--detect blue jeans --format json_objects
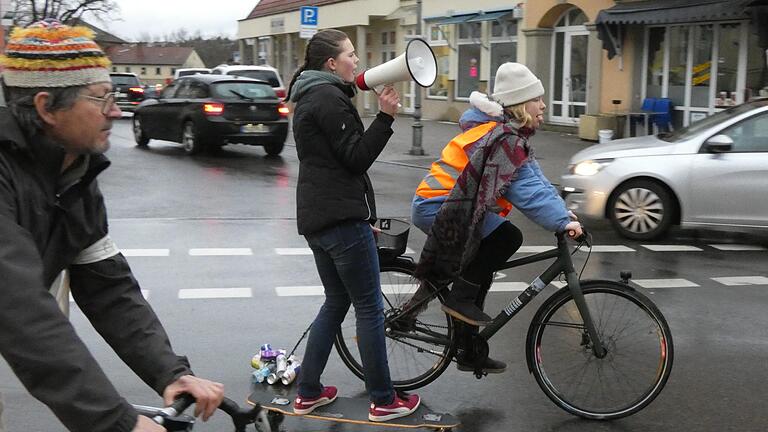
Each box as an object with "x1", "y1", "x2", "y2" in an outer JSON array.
[{"x1": 299, "y1": 220, "x2": 394, "y2": 405}]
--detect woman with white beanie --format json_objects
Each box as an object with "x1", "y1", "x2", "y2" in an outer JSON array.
[{"x1": 407, "y1": 63, "x2": 582, "y2": 374}]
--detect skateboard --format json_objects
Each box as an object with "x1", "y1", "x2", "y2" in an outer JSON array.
[{"x1": 247, "y1": 384, "x2": 459, "y2": 431}]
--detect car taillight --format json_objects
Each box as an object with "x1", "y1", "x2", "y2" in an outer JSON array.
[
  {"x1": 204, "y1": 103, "x2": 224, "y2": 116},
  {"x1": 278, "y1": 102, "x2": 290, "y2": 117},
  {"x1": 275, "y1": 88, "x2": 286, "y2": 99},
  {"x1": 128, "y1": 87, "x2": 144, "y2": 94}
]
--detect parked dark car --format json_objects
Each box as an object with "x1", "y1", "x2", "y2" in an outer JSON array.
[
  {"x1": 132, "y1": 75, "x2": 290, "y2": 155},
  {"x1": 109, "y1": 72, "x2": 145, "y2": 112}
]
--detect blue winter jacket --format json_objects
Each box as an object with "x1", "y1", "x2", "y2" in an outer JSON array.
[{"x1": 412, "y1": 108, "x2": 570, "y2": 236}]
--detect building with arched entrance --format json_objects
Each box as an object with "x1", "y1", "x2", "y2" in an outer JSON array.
[{"x1": 237, "y1": 0, "x2": 768, "y2": 132}]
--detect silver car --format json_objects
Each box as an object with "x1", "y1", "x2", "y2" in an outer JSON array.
[{"x1": 561, "y1": 98, "x2": 768, "y2": 240}]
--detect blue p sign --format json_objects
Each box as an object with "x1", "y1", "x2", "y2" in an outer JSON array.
[{"x1": 300, "y1": 6, "x2": 318, "y2": 26}]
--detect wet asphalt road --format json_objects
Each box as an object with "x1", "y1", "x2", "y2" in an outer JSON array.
[{"x1": 2, "y1": 116, "x2": 768, "y2": 432}]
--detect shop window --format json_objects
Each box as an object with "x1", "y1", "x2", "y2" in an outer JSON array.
[
  {"x1": 666, "y1": 26, "x2": 689, "y2": 108},
  {"x1": 690, "y1": 25, "x2": 713, "y2": 107},
  {"x1": 457, "y1": 44, "x2": 481, "y2": 99},
  {"x1": 745, "y1": 26, "x2": 768, "y2": 100},
  {"x1": 458, "y1": 22, "x2": 481, "y2": 40},
  {"x1": 428, "y1": 45, "x2": 451, "y2": 98},
  {"x1": 428, "y1": 23, "x2": 451, "y2": 45},
  {"x1": 646, "y1": 27, "x2": 666, "y2": 99}
]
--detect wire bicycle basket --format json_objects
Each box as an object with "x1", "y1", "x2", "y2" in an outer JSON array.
[{"x1": 374, "y1": 218, "x2": 410, "y2": 264}]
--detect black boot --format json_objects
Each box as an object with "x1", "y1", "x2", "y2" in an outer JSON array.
[
  {"x1": 441, "y1": 277, "x2": 493, "y2": 326},
  {"x1": 454, "y1": 322, "x2": 507, "y2": 373}
]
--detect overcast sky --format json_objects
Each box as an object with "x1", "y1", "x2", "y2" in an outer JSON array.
[{"x1": 103, "y1": 0, "x2": 255, "y2": 41}]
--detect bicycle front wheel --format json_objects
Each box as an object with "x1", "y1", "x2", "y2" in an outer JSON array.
[
  {"x1": 526, "y1": 280, "x2": 673, "y2": 420},
  {"x1": 334, "y1": 258, "x2": 454, "y2": 391}
]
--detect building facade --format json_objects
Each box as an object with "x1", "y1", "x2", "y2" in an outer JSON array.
[
  {"x1": 105, "y1": 45, "x2": 206, "y2": 86},
  {"x1": 237, "y1": 0, "x2": 768, "y2": 130}
]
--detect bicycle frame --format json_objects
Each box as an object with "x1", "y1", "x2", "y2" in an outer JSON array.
[{"x1": 479, "y1": 232, "x2": 607, "y2": 357}]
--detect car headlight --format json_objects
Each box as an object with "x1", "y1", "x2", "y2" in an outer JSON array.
[{"x1": 569, "y1": 159, "x2": 614, "y2": 176}]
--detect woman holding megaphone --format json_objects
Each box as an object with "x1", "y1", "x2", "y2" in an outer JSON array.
[{"x1": 285, "y1": 29, "x2": 421, "y2": 422}]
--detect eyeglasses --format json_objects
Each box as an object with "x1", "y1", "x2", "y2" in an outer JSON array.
[{"x1": 79, "y1": 92, "x2": 118, "y2": 115}]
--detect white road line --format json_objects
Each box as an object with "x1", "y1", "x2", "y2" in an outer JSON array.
[
  {"x1": 275, "y1": 283, "x2": 421, "y2": 297},
  {"x1": 641, "y1": 245, "x2": 702, "y2": 252},
  {"x1": 275, "y1": 247, "x2": 415, "y2": 255},
  {"x1": 178, "y1": 288, "x2": 252, "y2": 299},
  {"x1": 489, "y1": 282, "x2": 527, "y2": 292},
  {"x1": 587, "y1": 245, "x2": 636, "y2": 252},
  {"x1": 516, "y1": 245, "x2": 634, "y2": 254},
  {"x1": 711, "y1": 276, "x2": 768, "y2": 286},
  {"x1": 189, "y1": 248, "x2": 253, "y2": 256},
  {"x1": 633, "y1": 278, "x2": 699, "y2": 288},
  {"x1": 122, "y1": 249, "x2": 170, "y2": 257},
  {"x1": 709, "y1": 244, "x2": 767, "y2": 251}
]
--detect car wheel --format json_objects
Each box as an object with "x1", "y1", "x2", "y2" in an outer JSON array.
[
  {"x1": 608, "y1": 179, "x2": 675, "y2": 240},
  {"x1": 133, "y1": 115, "x2": 150, "y2": 147},
  {"x1": 182, "y1": 121, "x2": 204, "y2": 155},
  {"x1": 264, "y1": 140, "x2": 285, "y2": 156}
]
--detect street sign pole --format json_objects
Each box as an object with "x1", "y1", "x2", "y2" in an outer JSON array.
[{"x1": 409, "y1": 0, "x2": 425, "y2": 156}]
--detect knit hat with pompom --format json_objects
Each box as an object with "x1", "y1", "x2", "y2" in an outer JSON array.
[{"x1": 0, "y1": 18, "x2": 111, "y2": 88}]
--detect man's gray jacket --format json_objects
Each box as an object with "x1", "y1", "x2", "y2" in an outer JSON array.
[{"x1": 0, "y1": 107, "x2": 193, "y2": 432}]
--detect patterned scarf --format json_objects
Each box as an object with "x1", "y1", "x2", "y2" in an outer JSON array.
[{"x1": 415, "y1": 120, "x2": 533, "y2": 282}]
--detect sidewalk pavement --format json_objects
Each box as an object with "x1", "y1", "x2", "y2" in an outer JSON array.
[{"x1": 367, "y1": 115, "x2": 596, "y2": 181}]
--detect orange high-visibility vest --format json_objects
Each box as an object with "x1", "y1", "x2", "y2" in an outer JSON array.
[{"x1": 416, "y1": 122, "x2": 513, "y2": 216}]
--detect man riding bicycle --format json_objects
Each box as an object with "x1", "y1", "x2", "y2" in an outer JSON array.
[{"x1": 0, "y1": 20, "x2": 223, "y2": 432}]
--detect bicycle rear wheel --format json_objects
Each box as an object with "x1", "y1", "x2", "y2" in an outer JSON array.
[
  {"x1": 526, "y1": 280, "x2": 673, "y2": 420},
  {"x1": 334, "y1": 258, "x2": 454, "y2": 391}
]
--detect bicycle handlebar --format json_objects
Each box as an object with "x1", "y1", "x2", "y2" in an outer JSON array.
[{"x1": 134, "y1": 394, "x2": 263, "y2": 432}]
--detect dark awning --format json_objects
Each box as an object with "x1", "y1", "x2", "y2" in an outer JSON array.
[
  {"x1": 596, "y1": 0, "x2": 768, "y2": 59},
  {"x1": 425, "y1": 14, "x2": 477, "y2": 25},
  {"x1": 466, "y1": 10, "x2": 514, "y2": 23}
]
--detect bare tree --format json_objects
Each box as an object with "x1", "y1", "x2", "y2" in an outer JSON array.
[{"x1": 11, "y1": 0, "x2": 119, "y2": 26}]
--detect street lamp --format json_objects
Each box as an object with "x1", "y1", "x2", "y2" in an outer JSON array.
[{"x1": 409, "y1": 0, "x2": 425, "y2": 155}]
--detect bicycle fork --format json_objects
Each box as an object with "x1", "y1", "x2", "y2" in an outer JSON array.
[{"x1": 566, "y1": 271, "x2": 608, "y2": 358}]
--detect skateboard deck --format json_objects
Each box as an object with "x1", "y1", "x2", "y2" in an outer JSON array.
[{"x1": 247, "y1": 384, "x2": 459, "y2": 430}]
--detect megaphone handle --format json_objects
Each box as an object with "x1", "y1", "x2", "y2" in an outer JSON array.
[{"x1": 372, "y1": 85, "x2": 402, "y2": 109}]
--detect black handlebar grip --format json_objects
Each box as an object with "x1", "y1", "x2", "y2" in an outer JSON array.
[{"x1": 169, "y1": 393, "x2": 195, "y2": 415}]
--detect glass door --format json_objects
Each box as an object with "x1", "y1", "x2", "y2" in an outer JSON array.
[{"x1": 550, "y1": 30, "x2": 589, "y2": 124}]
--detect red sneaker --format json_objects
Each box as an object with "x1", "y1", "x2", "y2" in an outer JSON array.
[
  {"x1": 368, "y1": 393, "x2": 421, "y2": 422},
  {"x1": 293, "y1": 386, "x2": 338, "y2": 415}
]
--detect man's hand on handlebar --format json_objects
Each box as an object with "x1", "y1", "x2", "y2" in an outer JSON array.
[
  {"x1": 132, "y1": 415, "x2": 166, "y2": 432},
  {"x1": 162, "y1": 375, "x2": 224, "y2": 422},
  {"x1": 564, "y1": 221, "x2": 583, "y2": 240}
]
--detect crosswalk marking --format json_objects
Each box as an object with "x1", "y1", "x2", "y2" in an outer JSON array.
[
  {"x1": 709, "y1": 244, "x2": 767, "y2": 251},
  {"x1": 275, "y1": 247, "x2": 415, "y2": 255},
  {"x1": 188, "y1": 248, "x2": 253, "y2": 256},
  {"x1": 489, "y1": 282, "x2": 527, "y2": 292},
  {"x1": 711, "y1": 276, "x2": 768, "y2": 286},
  {"x1": 122, "y1": 249, "x2": 170, "y2": 257},
  {"x1": 178, "y1": 287, "x2": 252, "y2": 299},
  {"x1": 517, "y1": 245, "x2": 635, "y2": 254},
  {"x1": 633, "y1": 278, "x2": 699, "y2": 288},
  {"x1": 641, "y1": 245, "x2": 702, "y2": 252}
]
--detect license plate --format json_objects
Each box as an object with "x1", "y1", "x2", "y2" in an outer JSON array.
[
  {"x1": 117, "y1": 92, "x2": 128, "y2": 98},
  {"x1": 241, "y1": 123, "x2": 268, "y2": 133}
]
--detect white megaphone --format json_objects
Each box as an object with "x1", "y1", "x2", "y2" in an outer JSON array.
[{"x1": 355, "y1": 38, "x2": 437, "y2": 92}]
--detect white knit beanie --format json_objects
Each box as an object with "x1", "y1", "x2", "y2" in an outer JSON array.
[{"x1": 491, "y1": 62, "x2": 544, "y2": 107}]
